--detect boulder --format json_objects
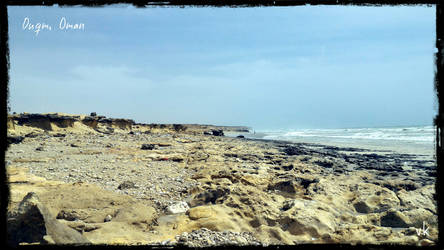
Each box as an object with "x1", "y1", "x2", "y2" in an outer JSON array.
[
  {"x1": 211, "y1": 130, "x2": 224, "y2": 136},
  {"x1": 7, "y1": 192, "x2": 90, "y2": 246},
  {"x1": 279, "y1": 199, "x2": 337, "y2": 237},
  {"x1": 396, "y1": 185, "x2": 436, "y2": 214},
  {"x1": 402, "y1": 208, "x2": 437, "y2": 228},
  {"x1": 380, "y1": 209, "x2": 412, "y2": 228},
  {"x1": 166, "y1": 202, "x2": 190, "y2": 215},
  {"x1": 353, "y1": 201, "x2": 372, "y2": 214},
  {"x1": 351, "y1": 183, "x2": 400, "y2": 213}
]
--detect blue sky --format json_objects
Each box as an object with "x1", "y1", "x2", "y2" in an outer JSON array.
[{"x1": 8, "y1": 5, "x2": 436, "y2": 129}]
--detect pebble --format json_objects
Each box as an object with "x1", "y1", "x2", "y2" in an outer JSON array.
[
  {"x1": 172, "y1": 228, "x2": 262, "y2": 247},
  {"x1": 6, "y1": 133, "x2": 198, "y2": 213},
  {"x1": 104, "y1": 214, "x2": 112, "y2": 222}
]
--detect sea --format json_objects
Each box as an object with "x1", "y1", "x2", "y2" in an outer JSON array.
[{"x1": 227, "y1": 125, "x2": 436, "y2": 157}]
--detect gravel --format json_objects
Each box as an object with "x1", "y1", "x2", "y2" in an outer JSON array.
[
  {"x1": 6, "y1": 132, "x2": 199, "y2": 211},
  {"x1": 154, "y1": 228, "x2": 264, "y2": 247}
]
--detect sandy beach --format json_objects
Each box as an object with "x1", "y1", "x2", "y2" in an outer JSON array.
[{"x1": 6, "y1": 113, "x2": 438, "y2": 246}]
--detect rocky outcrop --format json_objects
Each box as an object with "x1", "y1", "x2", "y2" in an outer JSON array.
[
  {"x1": 9, "y1": 113, "x2": 135, "y2": 132},
  {"x1": 7, "y1": 192, "x2": 90, "y2": 246},
  {"x1": 12, "y1": 113, "x2": 77, "y2": 131},
  {"x1": 135, "y1": 123, "x2": 250, "y2": 135},
  {"x1": 380, "y1": 209, "x2": 412, "y2": 228},
  {"x1": 96, "y1": 117, "x2": 134, "y2": 130},
  {"x1": 81, "y1": 116, "x2": 99, "y2": 129},
  {"x1": 7, "y1": 136, "x2": 24, "y2": 145},
  {"x1": 9, "y1": 113, "x2": 250, "y2": 136},
  {"x1": 6, "y1": 112, "x2": 437, "y2": 246}
]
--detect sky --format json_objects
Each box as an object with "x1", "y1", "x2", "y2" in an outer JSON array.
[{"x1": 7, "y1": 5, "x2": 437, "y2": 130}]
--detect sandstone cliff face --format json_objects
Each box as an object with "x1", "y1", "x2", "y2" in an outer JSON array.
[
  {"x1": 8, "y1": 113, "x2": 249, "y2": 136},
  {"x1": 12, "y1": 113, "x2": 77, "y2": 131},
  {"x1": 8, "y1": 113, "x2": 136, "y2": 134}
]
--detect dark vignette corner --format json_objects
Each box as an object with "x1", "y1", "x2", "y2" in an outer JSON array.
[{"x1": 1, "y1": 1, "x2": 442, "y2": 250}]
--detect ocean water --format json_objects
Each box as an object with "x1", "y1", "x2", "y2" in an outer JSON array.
[{"x1": 245, "y1": 125, "x2": 436, "y2": 157}]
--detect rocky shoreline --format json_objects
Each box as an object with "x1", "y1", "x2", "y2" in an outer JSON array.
[{"x1": 6, "y1": 113, "x2": 438, "y2": 246}]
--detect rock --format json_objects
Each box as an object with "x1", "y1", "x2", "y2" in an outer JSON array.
[
  {"x1": 268, "y1": 180, "x2": 298, "y2": 194},
  {"x1": 166, "y1": 201, "x2": 190, "y2": 215},
  {"x1": 95, "y1": 127, "x2": 113, "y2": 134},
  {"x1": 70, "y1": 143, "x2": 79, "y2": 148},
  {"x1": 113, "y1": 204, "x2": 156, "y2": 224},
  {"x1": 211, "y1": 130, "x2": 224, "y2": 136},
  {"x1": 36, "y1": 146, "x2": 44, "y2": 151},
  {"x1": 203, "y1": 131, "x2": 212, "y2": 135},
  {"x1": 380, "y1": 209, "x2": 411, "y2": 228},
  {"x1": 279, "y1": 199, "x2": 337, "y2": 238},
  {"x1": 56, "y1": 209, "x2": 88, "y2": 221},
  {"x1": 118, "y1": 181, "x2": 136, "y2": 190},
  {"x1": 62, "y1": 221, "x2": 101, "y2": 233},
  {"x1": 418, "y1": 239, "x2": 435, "y2": 246},
  {"x1": 237, "y1": 135, "x2": 245, "y2": 138},
  {"x1": 401, "y1": 227, "x2": 419, "y2": 236},
  {"x1": 13, "y1": 113, "x2": 77, "y2": 130},
  {"x1": 282, "y1": 200, "x2": 297, "y2": 211},
  {"x1": 7, "y1": 136, "x2": 24, "y2": 145},
  {"x1": 104, "y1": 214, "x2": 112, "y2": 222},
  {"x1": 141, "y1": 144, "x2": 156, "y2": 150},
  {"x1": 314, "y1": 159, "x2": 334, "y2": 168},
  {"x1": 7, "y1": 192, "x2": 90, "y2": 246},
  {"x1": 24, "y1": 132, "x2": 39, "y2": 138},
  {"x1": 282, "y1": 164, "x2": 294, "y2": 171},
  {"x1": 380, "y1": 180, "x2": 420, "y2": 192},
  {"x1": 283, "y1": 146, "x2": 306, "y2": 156},
  {"x1": 191, "y1": 188, "x2": 230, "y2": 206},
  {"x1": 173, "y1": 124, "x2": 187, "y2": 132},
  {"x1": 294, "y1": 176, "x2": 319, "y2": 189},
  {"x1": 402, "y1": 208, "x2": 436, "y2": 228},
  {"x1": 353, "y1": 201, "x2": 372, "y2": 214},
  {"x1": 396, "y1": 185, "x2": 436, "y2": 214},
  {"x1": 351, "y1": 183, "x2": 400, "y2": 213},
  {"x1": 187, "y1": 206, "x2": 218, "y2": 221},
  {"x1": 90, "y1": 112, "x2": 97, "y2": 117}
]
